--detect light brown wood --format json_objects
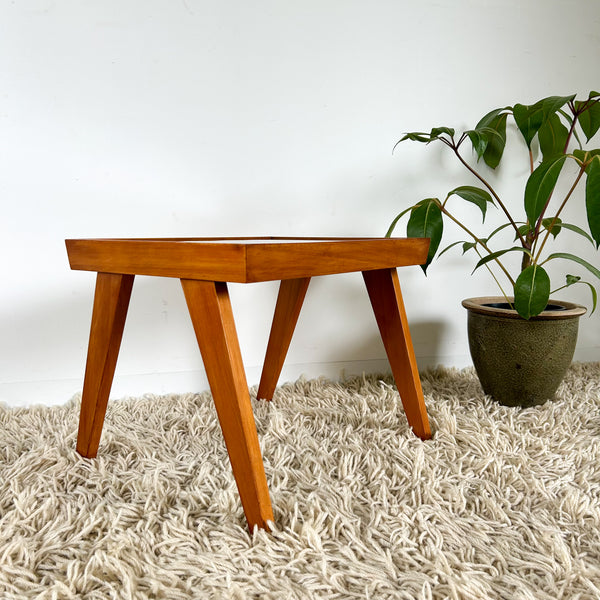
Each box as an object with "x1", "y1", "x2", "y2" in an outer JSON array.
[
  {"x1": 65, "y1": 237, "x2": 430, "y2": 283},
  {"x1": 68, "y1": 236, "x2": 432, "y2": 530},
  {"x1": 362, "y1": 268, "x2": 431, "y2": 440},
  {"x1": 257, "y1": 277, "x2": 311, "y2": 400},
  {"x1": 66, "y1": 238, "x2": 248, "y2": 282},
  {"x1": 246, "y1": 238, "x2": 430, "y2": 281},
  {"x1": 77, "y1": 272, "x2": 134, "y2": 458},
  {"x1": 180, "y1": 279, "x2": 274, "y2": 531}
]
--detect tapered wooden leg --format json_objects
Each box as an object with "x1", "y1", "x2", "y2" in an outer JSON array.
[
  {"x1": 363, "y1": 268, "x2": 431, "y2": 440},
  {"x1": 257, "y1": 277, "x2": 311, "y2": 400},
  {"x1": 181, "y1": 279, "x2": 274, "y2": 531},
  {"x1": 77, "y1": 272, "x2": 134, "y2": 458}
]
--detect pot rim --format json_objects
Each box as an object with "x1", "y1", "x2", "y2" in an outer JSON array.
[{"x1": 461, "y1": 296, "x2": 586, "y2": 320}]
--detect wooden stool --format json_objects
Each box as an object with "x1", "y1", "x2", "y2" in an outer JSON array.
[{"x1": 66, "y1": 237, "x2": 432, "y2": 530}]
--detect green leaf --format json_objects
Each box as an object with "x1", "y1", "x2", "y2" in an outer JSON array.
[
  {"x1": 547, "y1": 221, "x2": 595, "y2": 245},
  {"x1": 392, "y1": 132, "x2": 430, "y2": 153},
  {"x1": 466, "y1": 129, "x2": 489, "y2": 160},
  {"x1": 546, "y1": 252, "x2": 600, "y2": 281},
  {"x1": 541, "y1": 217, "x2": 562, "y2": 239},
  {"x1": 397, "y1": 132, "x2": 431, "y2": 143},
  {"x1": 586, "y1": 155, "x2": 600, "y2": 248},
  {"x1": 393, "y1": 127, "x2": 455, "y2": 152},
  {"x1": 472, "y1": 246, "x2": 531, "y2": 273},
  {"x1": 476, "y1": 109, "x2": 509, "y2": 169},
  {"x1": 540, "y1": 95, "x2": 576, "y2": 115},
  {"x1": 513, "y1": 102, "x2": 545, "y2": 148},
  {"x1": 430, "y1": 127, "x2": 455, "y2": 138},
  {"x1": 406, "y1": 199, "x2": 444, "y2": 273},
  {"x1": 514, "y1": 265, "x2": 551, "y2": 319},
  {"x1": 385, "y1": 206, "x2": 413, "y2": 237},
  {"x1": 538, "y1": 113, "x2": 569, "y2": 161},
  {"x1": 465, "y1": 127, "x2": 504, "y2": 162},
  {"x1": 565, "y1": 274, "x2": 581, "y2": 286},
  {"x1": 577, "y1": 97, "x2": 600, "y2": 142},
  {"x1": 559, "y1": 276, "x2": 597, "y2": 315},
  {"x1": 582, "y1": 281, "x2": 598, "y2": 314},
  {"x1": 447, "y1": 185, "x2": 494, "y2": 222},
  {"x1": 573, "y1": 149, "x2": 600, "y2": 167},
  {"x1": 524, "y1": 155, "x2": 568, "y2": 225},
  {"x1": 551, "y1": 275, "x2": 597, "y2": 315},
  {"x1": 515, "y1": 224, "x2": 532, "y2": 241},
  {"x1": 476, "y1": 107, "x2": 510, "y2": 129},
  {"x1": 561, "y1": 222, "x2": 594, "y2": 243},
  {"x1": 438, "y1": 240, "x2": 465, "y2": 258},
  {"x1": 437, "y1": 239, "x2": 479, "y2": 258},
  {"x1": 513, "y1": 95, "x2": 575, "y2": 148},
  {"x1": 486, "y1": 221, "x2": 520, "y2": 243}
]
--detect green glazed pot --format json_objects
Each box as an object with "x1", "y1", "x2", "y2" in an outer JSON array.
[{"x1": 462, "y1": 297, "x2": 586, "y2": 407}]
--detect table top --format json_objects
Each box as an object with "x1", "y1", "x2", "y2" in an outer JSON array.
[{"x1": 65, "y1": 237, "x2": 430, "y2": 282}]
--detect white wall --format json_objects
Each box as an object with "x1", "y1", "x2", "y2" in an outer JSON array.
[{"x1": 1, "y1": 0, "x2": 599, "y2": 407}]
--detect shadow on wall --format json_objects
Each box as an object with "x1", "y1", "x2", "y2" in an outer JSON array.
[
  {"x1": 338, "y1": 320, "x2": 450, "y2": 373},
  {"x1": 406, "y1": 319, "x2": 449, "y2": 367},
  {"x1": 0, "y1": 276, "x2": 206, "y2": 402},
  {"x1": 1, "y1": 267, "x2": 451, "y2": 407},
  {"x1": 285, "y1": 317, "x2": 450, "y2": 386},
  {"x1": 281, "y1": 272, "x2": 450, "y2": 374}
]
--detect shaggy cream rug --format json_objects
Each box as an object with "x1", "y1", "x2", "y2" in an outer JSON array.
[{"x1": 1, "y1": 363, "x2": 600, "y2": 599}]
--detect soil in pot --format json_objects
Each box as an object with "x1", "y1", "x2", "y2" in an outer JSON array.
[{"x1": 462, "y1": 297, "x2": 586, "y2": 407}]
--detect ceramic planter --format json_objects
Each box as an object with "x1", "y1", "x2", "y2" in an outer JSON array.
[{"x1": 462, "y1": 296, "x2": 586, "y2": 407}]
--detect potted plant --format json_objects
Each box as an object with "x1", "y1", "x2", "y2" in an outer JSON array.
[{"x1": 387, "y1": 92, "x2": 600, "y2": 406}]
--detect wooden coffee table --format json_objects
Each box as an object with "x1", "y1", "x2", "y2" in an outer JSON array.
[{"x1": 66, "y1": 237, "x2": 432, "y2": 530}]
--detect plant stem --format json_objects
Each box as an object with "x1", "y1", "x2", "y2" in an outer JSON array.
[
  {"x1": 437, "y1": 201, "x2": 516, "y2": 286},
  {"x1": 532, "y1": 163, "x2": 587, "y2": 263},
  {"x1": 473, "y1": 247, "x2": 514, "y2": 307},
  {"x1": 450, "y1": 143, "x2": 529, "y2": 249},
  {"x1": 562, "y1": 97, "x2": 599, "y2": 153},
  {"x1": 563, "y1": 103, "x2": 578, "y2": 154},
  {"x1": 529, "y1": 103, "x2": 580, "y2": 265},
  {"x1": 529, "y1": 148, "x2": 534, "y2": 174}
]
